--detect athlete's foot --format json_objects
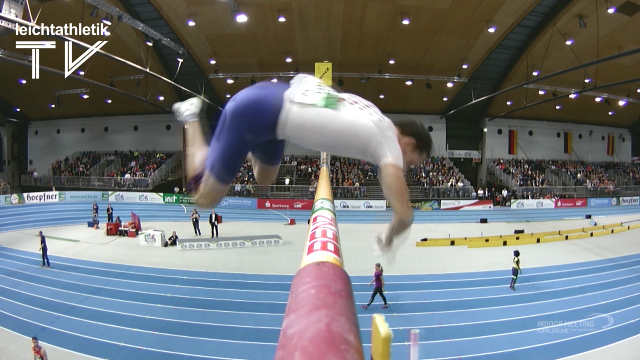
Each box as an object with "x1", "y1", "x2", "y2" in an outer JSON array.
[
  {"x1": 172, "y1": 97, "x2": 204, "y2": 123},
  {"x1": 361, "y1": 305, "x2": 368, "y2": 309},
  {"x1": 510, "y1": 286, "x2": 516, "y2": 291},
  {"x1": 381, "y1": 305, "x2": 388, "y2": 309}
]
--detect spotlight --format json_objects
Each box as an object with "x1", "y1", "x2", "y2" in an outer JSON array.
[
  {"x1": 78, "y1": 70, "x2": 85, "y2": 76},
  {"x1": 487, "y1": 21, "x2": 496, "y2": 33},
  {"x1": 89, "y1": 6, "x2": 98, "y2": 18},
  {"x1": 538, "y1": 89, "x2": 546, "y2": 95},
  {"x1": 565, "y1": 38, "x2": 573, "y2": 45},
  {"x1": 607, "y1": 1, "x2": 616, "y2": 13},
  {"x1": 388, "y1": 59, "x2": 395, "y2": 64},
  {"x1": 556, "y1": 105, "x2": 562, "y2": 109},
  {"x1": 379, "y1": 94, "x2": 385, "y2": 98},
  {"x1": 443, "y1": 96, "x2": 449, "y2": 101},
  {"x1": 278, "y1": 10, "x2": 286, "y2": 22},
  {"x1": 145, "y1": 38, "x2": 154, "y2": 46},
  {"x1": 401, "y1": 14, "x2": 410, "y2": 25},
  {"x1": 405, "y1": 79, "x2": 413, "y2": 85},
  {"x1": 584, "y1": 78, "x2": 591, "y2": 83},
  {"x1": 285, "y1": 57, "x2": 292, "y2": 63},
  {"x1": 271, "y1": 78, "x2": 278, "y2": 83},
  {"x1": 158, "y1": 96, "x2": 164, "y2": 101},
  {"x1": 461, "y1": 59, "x2": 469, "y2": 69},
  {"x1": 102, "y1": 16, "x2": 112, "y2": 26},
  {"x1": 609, "y1": 111, "x2": 614, "y2": 115},
  {"x1": 578, "y1": 15, "x2": 587, "y2": 28},
  {"x1": 226, "y1": 94, "x2": 231, "y2": 98},
  {"x1": 236, "y1": 12, "x2": 248, "y2": 23},
  {"x1": 569, "y1": 93, "x2": 578, "y2": 99},
  {"x1": 187, "y1": 18, "x2": 196, "y2": 26},
  {"x1": 636, "y1": 87, "x2": 640, "y2": 93},
  {"x1": 446, "y1": 81, "x2": 454, "y2": 88},
  {"x1": 506, "y1": 100, "x2": 512, "y2": 105},
  {"x1": 50, "y1": 104, "x2": 56, "y2": 108},
  {"x1": 226, "y1": 78, "x2": 234, "y2": 84},
  {"x1": 425, "y1": 82, "x2": 432, "y2": 89},
  {"x1": 618, "y1": 99, "x2": 627, "y2": 106},
  {"x1": 19, "y1": 79, "x2": 26, "y2": 84},
  {"x1": 337, "y1": 79, "x2": 344, "y2": 86},
  {"x1": 209, "y1": 58, "x2": 216, "y2": 65},
  {"x1": 15, "y1": 108, "x2": 20, "y2": 112},
  {"x1": 595, "y1": 97, "x2": 603, "y2": 102},
  {"x1": 483, "y1": 128, "x2": 488, "y2": 132},
  {"x1": 81, "y1": 94, "x2": 89, "y2": 99},
  {"x1": 106, "y1": 99, "x2": 112, "y2": 104},
  {"x1": 532, "y1": 70, "x2": 540, "y2": 76}
]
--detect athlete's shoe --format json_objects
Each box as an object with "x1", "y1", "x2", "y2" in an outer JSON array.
[
  {"x1": 381, "y1": 305, "x2": 388, "y2": 309},
  {"x1": 172, "y1": 97, "x2": 204, "y2": 123}
]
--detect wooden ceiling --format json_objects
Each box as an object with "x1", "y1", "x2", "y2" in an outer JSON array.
[{"x1": 1, "y1": 0, "x2": 639, "y2": 128}]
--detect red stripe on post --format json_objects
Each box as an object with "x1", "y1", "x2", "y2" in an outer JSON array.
[{"x1": 275, "y1": 261, "x2": 364, "y2": 360}]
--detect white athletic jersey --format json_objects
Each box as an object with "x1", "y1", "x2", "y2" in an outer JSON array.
[{"x1": 277, "y1": 74, "x2": 404, "y2": 169}]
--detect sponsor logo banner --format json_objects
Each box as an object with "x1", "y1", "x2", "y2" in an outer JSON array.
[
  {"x1": 588, "y1": 198, "x2": 613, "y2": 207},
  {"x1": 510, "y1": 199, "x2": 555, "y2": 209},
  {"x1": 441, "y1": 200, "x2": 493, "y2": 210},
  {"x1": 334, "y1": 200, "x2": 386, "y2": 211},
  {"x1": 387, "y1": 200, "x2": 441, "y2": 210},
  {"x1": 178, "y1": 237, "x2": 283, "y2": 251},
  {"x1": 312, "y1": 198, "x2": 336, "y2": 214},
  {"x1": 257, "y1": 199, "x2": 312, "y2": 210},
  {"x1": 138, "y1": 230, "x2": 165, "y2": 247},
  {"x1": 109, "y1": 192, "x2": 163, "y2": 203},
  {"x1": 58, "y1": 191, "x2": 109, "y2": 202},
  {"x1": 554, "y1": 198, "x2": 587, "y2": 208},
  {"x1": 620, "y1": 196, "x2": 639, "y2": 206},
  {"x1": 24, "y1": 191, "x2": 59, "y2": 204},
  {"x1": 2, "y1": 194, "x2": 25, "y2": 206}
]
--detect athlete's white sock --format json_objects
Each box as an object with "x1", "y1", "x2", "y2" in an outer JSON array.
[{"x1": 172, "y1": 97, "x2": 204, "y2": 123}]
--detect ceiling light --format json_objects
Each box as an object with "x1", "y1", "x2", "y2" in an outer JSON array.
[
  {"x1": 379, "y1": 94, "x2": 385, "y2": 98},
  {"x1": 209, "y1": 58, "x2": 216, "y2": 65},
  {"x1": 636, "y1": 87, "x2": 640, "y2": 93},
  {"x1": 565, "y1": 38, "x2": 573, "y2": 45},
  {"x1": 607, "y1": 1, "x2": 616, "y2": 13},
  {"x1": 538, "y1": 89, "x2": 546, "y2": 95},
  {"x1": 106, "y1": 99, "x2": 112, "y2": 104},
  {"x1": 401, "y1": 14, "x2": 410, "y2": 25},
  {"x1": 226, "y1": 94, "x2": 231, "y2": 98},
  {"x1": 236, "y1": 12, "x2": 248, "y2": 23},
  {"x1": 388, "y1": 59, "x2": 395, "y2": 64},
  {"x1": 462, "y1": 64, "x2": 468, "y2": 69},
  {"x1": 158, "y1": 96, "x2": 164, "y2": 101},
  {"x1": 569, "y1": 93, "x2": 578, "y2": 99},
  {"x1": 226, "y1": 78, "x2": 234, "y2": 84},
  {"x1": 461, "y1": 58, "x2": 469, "y2": 69},
  {"x1": 584, "y1": 78, "x2": 591, "y2": 83},
  {"x1": 81, "y1": 94, "x2": 89, "y2": 99},
  {"x1": 483, "y1": 128, "x2": 488, "y2": 132},
  {"x1": 487, "y1": 21, "x2": 496, "y2": 33},
  {"x1": 285, "y1": 57, "x2": 292, "y2": 63},
  {"x1": 618, "y1": 99, "x2": 627, "y2": 106},
  {"x1": 532, "y1": 70, "x2": 540, "y2": 76},
  {"x1": 506, "y1": 100, "x2": 512, "y2": 105},
  {"x1": 556, "y1": 105, "x2": 562, "y2": 109},
  {"x1": 145, "y1": 38, "x2": 154, "y2": 46},
  {"x1": 446, "y1": 81, "x2": 454, "y2": 88},
  {"x1": 19, "y1": 79, "x2": 26, "y2": 84},
  {"x1": 15, "y1": 108, "x2": 20, "y2": 112},
  {"x1": 443, "y1": 97, "x2": 448, "y2": 101},
  {"x1": 271, "y1": 78, "x2": 278, "y2": 83},
  {"x1": 608, "y1": 111, "x2": 614, "y2": 115},
  {"x1": 50, "y1": 104, "x2": 56, "y2": 108},
  {"x1": 102, "y1": 16, "x2": 112, "y2": 26},
  {"x1": 187, "y1": 18, "x2": 196, "y2": 26},
  {"x1": 595, "y1": 97, "x2": 603, "y2": 102},
  {"x1": 405, "y1": 79, "x2": 413, "y2": 85},
  {"x1": 278, "y1": 11, "x2": 286, "y2": 22},
  {"x1": 77, "y1": 70, "x2": 85, "y2": 76}
]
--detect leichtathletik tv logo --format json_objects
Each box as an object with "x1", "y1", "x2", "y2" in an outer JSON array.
[{"x1": 15, "y1": 23, "x2": 108, "y2": 79}]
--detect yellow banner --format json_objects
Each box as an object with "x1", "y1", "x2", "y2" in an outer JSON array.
[{"x1": 315, "y1": 62, "x2": 332, "y2": 86}]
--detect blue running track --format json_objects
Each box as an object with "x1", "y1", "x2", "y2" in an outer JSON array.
[{"x1": 0, "y1": 202, "x2": 639, "y2": 359}]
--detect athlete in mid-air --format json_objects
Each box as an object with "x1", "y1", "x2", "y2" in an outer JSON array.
[{"x1": 173, "y1": 74, "x2": 432, "y2": 251}]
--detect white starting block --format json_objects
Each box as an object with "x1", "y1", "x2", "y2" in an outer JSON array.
[
  {"x1": 139, "y1": 230, "x2": 166, "y2": 247},
  {"x1": 177, "y1": 235, "x2": 283, "y2": 251}
]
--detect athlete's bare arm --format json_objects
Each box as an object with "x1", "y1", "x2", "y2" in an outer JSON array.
[{"x1": 379, "y1": 163, "x2": 414, "y2": 243}]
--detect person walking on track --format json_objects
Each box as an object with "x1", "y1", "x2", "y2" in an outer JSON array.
[{"x1": 362, "y1": 263, "x2": 388, "y2": 309}]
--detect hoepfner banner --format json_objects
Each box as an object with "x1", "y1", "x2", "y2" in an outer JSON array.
[{"x1": 24, "y1": 191, "x2": 58, "y2": 204}]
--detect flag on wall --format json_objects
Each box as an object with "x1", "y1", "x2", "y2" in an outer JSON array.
[
  {"x1": 607, "y1": 135, "x2": 615, "y2": 156},
  {"x1": 563, "y1": 132, "x2": 572, "y2": 154},
  {"x1": 508, "y1": 130, "x2": 517, "y2": 155}
]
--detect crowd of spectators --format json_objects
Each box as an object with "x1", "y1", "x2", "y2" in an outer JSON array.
[
  {"x1": 51, "y1": 151, "x2": 104, "y2": 177},
  {"x1": 50, "y1": 150, "x2": 172, "y2": 179},
  {"x1": 409, "y1": 157, "x2": 471, "y2": 197}
]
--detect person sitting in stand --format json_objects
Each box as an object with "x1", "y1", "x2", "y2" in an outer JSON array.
[{"x1": 165, "y1": 231, "x2": 179, "y2": 247}]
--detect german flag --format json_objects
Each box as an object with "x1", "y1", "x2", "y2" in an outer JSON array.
[
  {"x1": 563, "y1": 132, "x2": 572, "y2": 154},
  {"x1": 607, "y1": 135, "x2": 615, "y2": 156},
  {"x1": 508, "y1": 130, "x2": 517, "y2": 155}
]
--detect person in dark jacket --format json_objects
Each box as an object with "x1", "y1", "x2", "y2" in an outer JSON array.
[
  {"x1": 191, "y1": 209, "x2": 201, "y2": 236},
  {"x1": 106, "y1": 203, "x2": 114, "y2": 222},
  {"x1": 38, "y1": 231, "x2": 50, "y2": 268},
  {"x1": 209, "y1": 210, "x2": 219, "y2": 238}
]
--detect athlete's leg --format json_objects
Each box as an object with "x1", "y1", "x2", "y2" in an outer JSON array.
[
  {"x1": 250, "y1": 139, "x2": 286, "y2": 186},
  {"x1": 172, "y1": 97, "x2": 208, "y2": 180}
]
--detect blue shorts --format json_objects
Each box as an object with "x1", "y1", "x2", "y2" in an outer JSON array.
[{"x1": 205, "y1": 82, "x2": 288, "y2": 184}]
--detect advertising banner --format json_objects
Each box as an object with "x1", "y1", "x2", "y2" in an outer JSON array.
[
  {"x1": 257, "y1": 199, "x2": 313, "y2": 210},
  {"x1": 178, "y1": 236, "x2": 283, "y2": 251},
  {"x1": 619, "y1": 196, "x2": 639, "y2": 206},
  {"x1": 2, "y1": 194, "x2": 25, "y2": 205},
  {"x1": 58, "y1": 191, "x2": 109, "y2": 202},
  {"x1": 163, "y1": 194, "x2": 256, "y2": 208},
  {"x1": 109, "y1": 192, "x2": 163, "y2": 203},
  {"x1": 510, "y1": 199, "x2": 555, "y2": 209},
  {"x1": 334, "y1": 200, "x2": 386, "y2": 211},
  {"x1": 23, "y1": 191, "x2": 59, "y2": 204},
  {"x1": 588, "y1": 198, "x2": 613, "y2": 207},
  {"x1": 138, "y1": 230, "x2": 165, "y2": 247},
  {"x1": 387, "y1": 200, "x2": 441, "y2": 210},
  {"x1": 441, "y1": 200, "x2": 493, "y2": 210},
  {"x1": 554, "y1": 198, "x2": 587, "y2": 208}
]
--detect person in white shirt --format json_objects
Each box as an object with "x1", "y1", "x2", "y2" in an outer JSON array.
[
  {"x1": 173, "y1": 74, "x2": 432, "y2": 252},
  {"x1": 477, "y1": 188, "x2": 484, "y2": 200},
  {"x1": 502, "y1": 188, "x2": 509, "y2": 206}
]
